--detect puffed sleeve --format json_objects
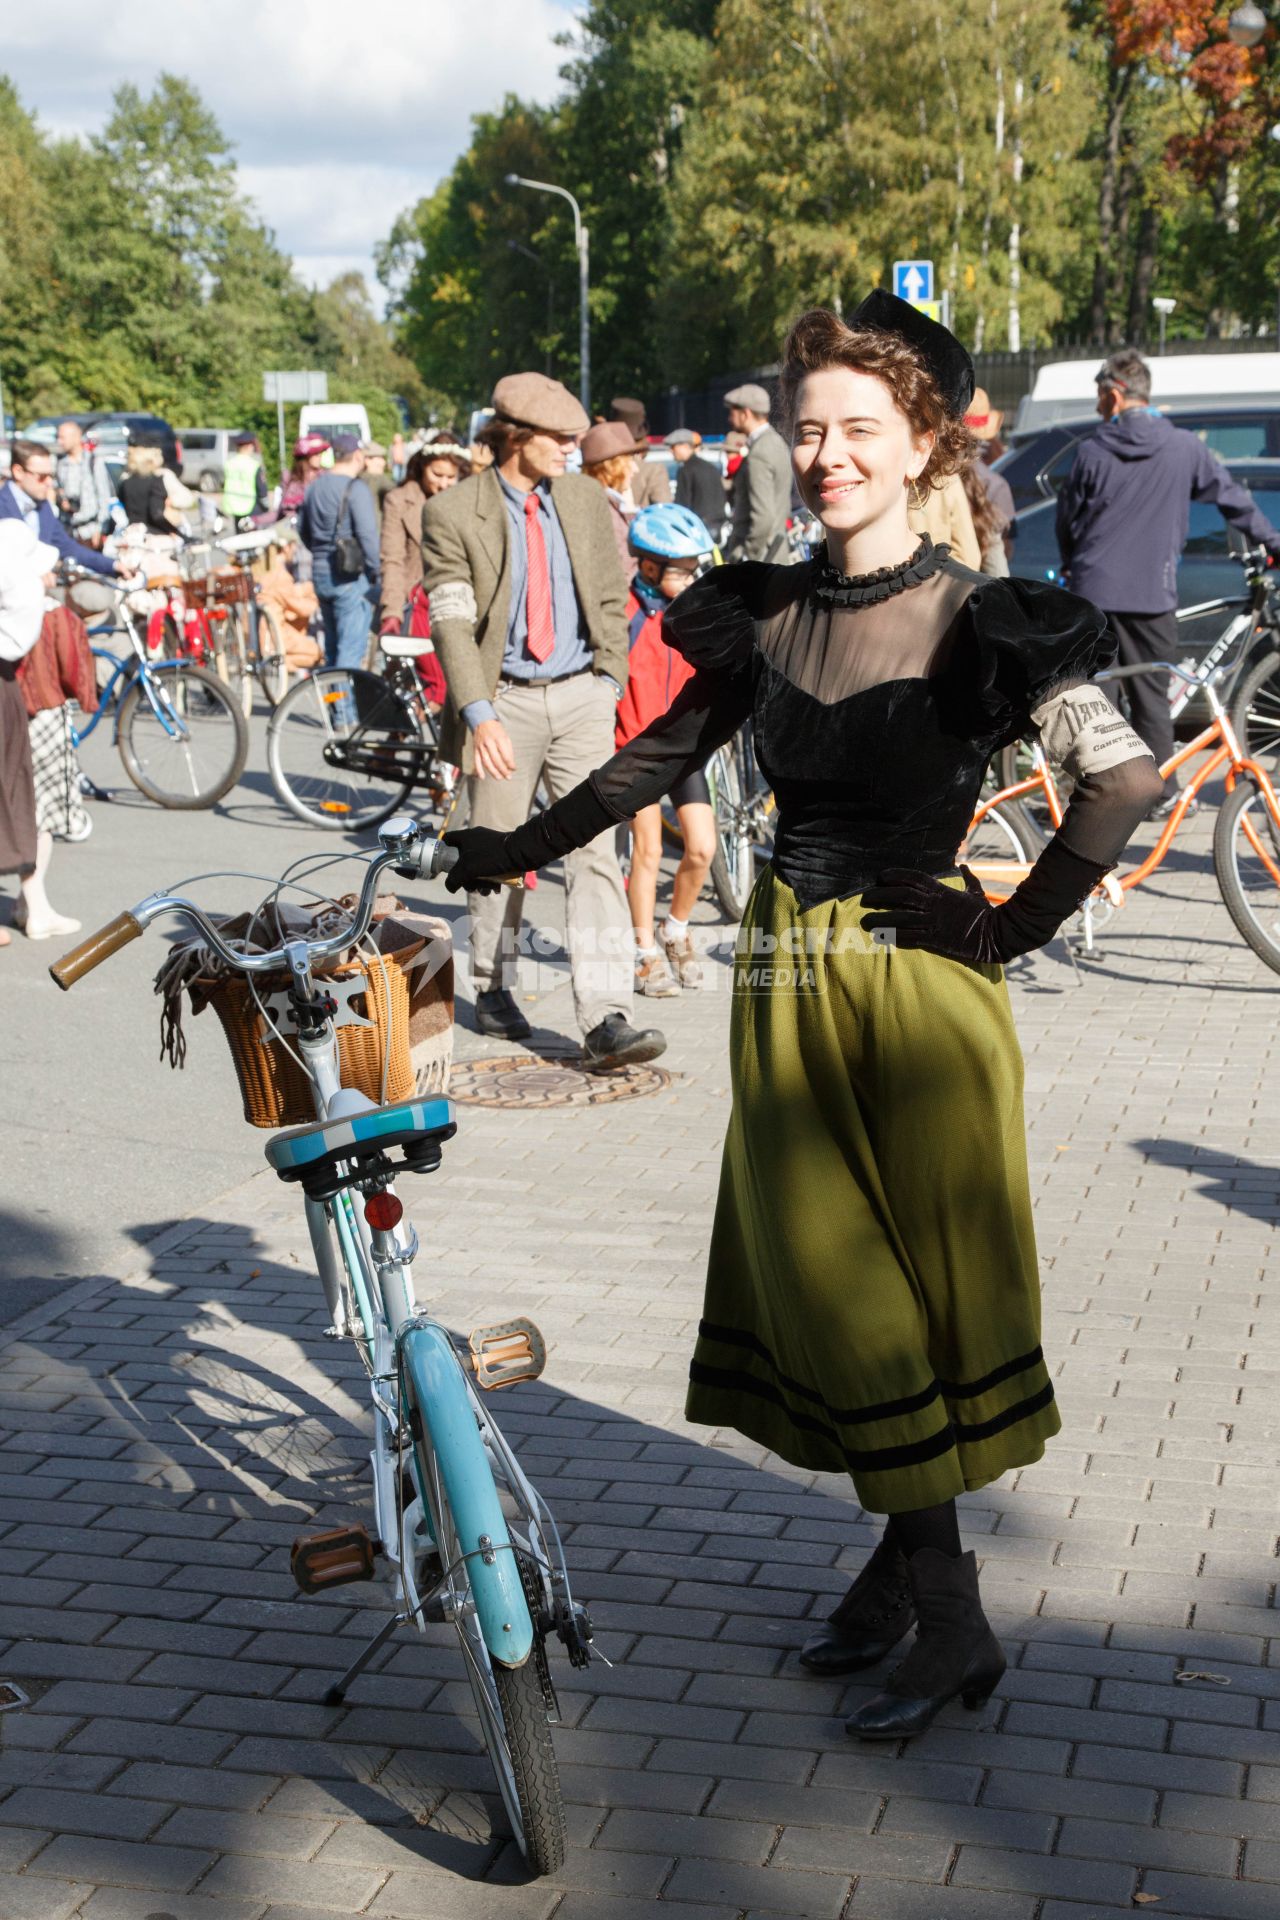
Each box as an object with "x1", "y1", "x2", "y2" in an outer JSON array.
[
  {"x1": 660, "y1": 562, "x2": 774, "y2": 673},
  {"x1": 969, "y1": 575, "x2": 1115, "y2": 745},
  {"x1": 590, "y1": 564, "x2": 762, "y2": 819},
  {"x1": 970, "y1": 575, "x2": 1163, "y2": 865}
]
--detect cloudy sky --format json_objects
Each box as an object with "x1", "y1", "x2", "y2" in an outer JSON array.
[{"x1": 5, "y1": 1, "x2": 576, "y2": 298}]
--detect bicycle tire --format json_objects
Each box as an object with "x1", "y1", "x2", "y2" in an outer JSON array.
[
  {"x1": 218, "y1": 605, "x2": 255, "y2": 718},
  {"x1": 254, "y1": 604, "x2": 290, "y2": 707},
  {"x1": 398, "y1": 1331, "x2": 565, "y2": 1874},
  {"x1": 1212, "y1": 776, "x2": 1280, "y2": 976},
  {"x1": 1229, "y1": 648, "x2": 1280, "y2": 771},
  {"x1": 491, "y1": 1658, "x2": 566, "y2": 1876},
  {"x1": 992, "y1": 743, "x2": 1068, "y2": 852},
  {"x1": 267, "y1": 668, "x2": 420, "y2": 830},
  {"x1": 707, "y1": 741, "x2": 755, "y2": 919},
  {"x1": 117, "y1": 664, "x2": 248, "y2": 809},
  {"x1": 963, "y1": 785, "x2": 1043, "y2": 864}
]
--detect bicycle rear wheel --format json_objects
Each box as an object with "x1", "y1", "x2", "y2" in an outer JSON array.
[
  {"x1": 253, "y1": 604, "x2": 290, "y2": 707},
  {"x1": 117, "y1": 664, "x2": 248, "y2": 808},
  {"x1": 212, "y1": 607, "x2": 255, "y2": 718},
  {"x1": 1229, "y1": 649, "x2": 1280, "y2": 772},
  {"x1": 399, "y1": 1339, "x2": 565, "y2": 1874},
  {"x1": 707, "y1": 738, "x2": 760, "y2": 919},
  {"x1": 267, "y1": 668, "x2": 420, "y2": 829},
  {"x1": 1213, "y1": 776, "x2": 1280, "y2": 975}
]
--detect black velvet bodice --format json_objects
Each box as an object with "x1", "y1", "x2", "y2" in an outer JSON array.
[{"x1": 590, "y1": 549, "x2": 1121, "y2": 910}]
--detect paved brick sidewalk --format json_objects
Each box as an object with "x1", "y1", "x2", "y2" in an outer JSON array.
[{"x1": 2, "y1": 809, "x2": 1279, "y2": 1919}]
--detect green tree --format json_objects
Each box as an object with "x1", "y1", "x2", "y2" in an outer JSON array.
[{"x1": 379, "y1": 98, "x2": 567, "y2": 415}]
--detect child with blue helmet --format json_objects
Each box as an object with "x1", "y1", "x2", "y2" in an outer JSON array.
[{"x1": 618, "y1": 504, "x2": 717, "y2": 995}]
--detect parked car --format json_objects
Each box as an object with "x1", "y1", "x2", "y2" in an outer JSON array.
[
  {"x1": 23, "y1": 410, "x2": 181, "y2": 472},
  {"x1": 298, "y1": 402, "x2": 371, "y2": 448},
  {"x1": 1014, "y1": 351, "x2": 1280, "y2": 433},
  {"x1": 1010, "y1": 456, "x2": 1280, "y2": 720},
  {"x1": 994, "y1": 402, "x2": 1280, "y2": 513},
  {"x1": 177, "y1": 428, "x2": 245, "y2": 494}
]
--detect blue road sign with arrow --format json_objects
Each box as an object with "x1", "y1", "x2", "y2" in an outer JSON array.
[{"x1": 893, "y1": 260, "x2": 934, "y2": 305}]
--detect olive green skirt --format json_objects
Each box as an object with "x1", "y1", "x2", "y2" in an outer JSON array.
[{"x1": 685, "y1": 867, "x2": 1060, "y2": 1513}]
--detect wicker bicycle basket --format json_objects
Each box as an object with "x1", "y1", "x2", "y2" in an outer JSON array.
[
  {"x1": 182, "y1": 567, "x2": 253, "y2": 612},
  {"x1": 204, "y1": 944, "x2": 420, "y2": 1129}
]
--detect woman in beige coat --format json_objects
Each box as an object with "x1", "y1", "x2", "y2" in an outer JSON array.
[{"x1": 379, "y1": 441, "x2": 469, "y2": 634}]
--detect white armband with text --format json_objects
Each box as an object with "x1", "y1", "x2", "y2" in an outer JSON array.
[{"x1": 1030, "y1": 684, "x2": 1154, "y2": 779}]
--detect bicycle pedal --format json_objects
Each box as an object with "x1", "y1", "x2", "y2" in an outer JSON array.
[
  {"x1": 467, "y1": 1316, "x2": 546, "y2": 1391},
  {"x1": 290, "y1": 1524, "x2": 381, "y2": 1594}
]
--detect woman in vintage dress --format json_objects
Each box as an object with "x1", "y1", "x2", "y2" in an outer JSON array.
[{"x1": 442, "y1": 294, "x2": 1162, "y2": 1738}]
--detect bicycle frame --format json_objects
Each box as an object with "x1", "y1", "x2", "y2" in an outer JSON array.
[
  {"x1": 74, "y1": 631, "x2": 210, "y2": 751},
  {"x1": 971, "y1": 665, "x2": 1280, "y2": 920},
  {"x1": 279, "y1": 956, "x2": 536, "y2": 1669}
]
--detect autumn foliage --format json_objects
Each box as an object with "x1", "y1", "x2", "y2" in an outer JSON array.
[{"x1": 1106, "y1": 1, "x2": 1270, "y2": 180}]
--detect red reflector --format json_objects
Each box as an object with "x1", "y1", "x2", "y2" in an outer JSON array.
[{"x1": 364, "y1": 1191, "x2": 403, "y2": 1230}]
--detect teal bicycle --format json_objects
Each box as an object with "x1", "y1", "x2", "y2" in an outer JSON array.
[
  {"x1": 63, "y1": 566, "x2": 248, "y2": 809},
  {"x1": 50, "y1": 821, "x2": 592, "y2": 1874}
]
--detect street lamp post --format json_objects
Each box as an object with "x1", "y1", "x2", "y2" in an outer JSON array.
[
  {"x1": 505, "y1": 173, "x2": 590, "y2": 411},
  {"x1": 1152, "y1": 295, "x2": 1177, "y2": 354},
  {"x1": 1228, "y1": 3, "x2": 1267, "y2": 44}
]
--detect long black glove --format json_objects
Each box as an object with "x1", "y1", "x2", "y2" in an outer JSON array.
[
  {"x1": 441, "y1": 775, "x2": 620, "y2": 896},
  {"x1": 859, "y1": 837, "x2": 1108, "y2": 964}
]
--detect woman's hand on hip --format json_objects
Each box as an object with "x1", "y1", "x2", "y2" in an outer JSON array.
[
  {"x1": 859, "y1": 867, "x2": 1003, "y2": 964},
  {"x1": 473, "y1": 718, "x2": 516, "y2": 780}
]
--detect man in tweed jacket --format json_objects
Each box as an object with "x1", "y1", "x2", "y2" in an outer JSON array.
[{"x1": 423, "y1": 371, "x2": 666, "y2": 1067}]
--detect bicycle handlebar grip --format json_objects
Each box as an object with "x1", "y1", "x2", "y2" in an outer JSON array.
[
  {"x1": 48, "y1": 911, "x2": 144, "y2": 991},
  {"x1": 431, "y1": 841, "x2": 459, "y2": 878}
]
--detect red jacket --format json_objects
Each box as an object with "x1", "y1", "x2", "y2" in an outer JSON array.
[{"x1": 615, "y1": 588, "x2": 694, "y2": 747}]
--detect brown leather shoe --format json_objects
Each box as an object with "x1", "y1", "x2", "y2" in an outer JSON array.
[{"x1": 635, "y1": 948, "x2": 679, "y2": 997}]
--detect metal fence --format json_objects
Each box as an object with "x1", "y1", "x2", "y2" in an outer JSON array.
[{"x1": 647, "y1": 334, "x2": 1280, "y2": 437}]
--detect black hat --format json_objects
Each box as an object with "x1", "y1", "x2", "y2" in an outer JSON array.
[{"x1": 849, "y1": 289, "x2": 975, "y2": 419}]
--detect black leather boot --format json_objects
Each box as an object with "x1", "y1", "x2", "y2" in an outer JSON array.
[
  {"x1": 799, "y1": 1535, "x2": 915, "y2": 1676},
  {"x1": 844, "y1": 1547, "x2": 1005, "y2": 1739},
  {"x1": 474, "y1": 989, "x2": 531, "y2": 1042}
]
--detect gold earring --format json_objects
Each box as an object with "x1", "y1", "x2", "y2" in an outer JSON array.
[{"x1": 907, "y1": 477, "x2": 928, "y2": 513}]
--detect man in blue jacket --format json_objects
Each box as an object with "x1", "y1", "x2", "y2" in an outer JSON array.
[
  {"x1": 1056, "y1": 350, "x2": 1280, "y2": 813},
  {"x1": 0, "y1": 440, "x2": 129, "y2": 580}
]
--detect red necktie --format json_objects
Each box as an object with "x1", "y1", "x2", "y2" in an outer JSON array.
[{"x1": 524, "y1": 492, "x2": 555, "y2": 665}]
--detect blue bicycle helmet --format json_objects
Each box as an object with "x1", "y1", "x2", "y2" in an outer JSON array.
[{"x1": 628, "y1": 502, "x2": 713, "y2": 561}]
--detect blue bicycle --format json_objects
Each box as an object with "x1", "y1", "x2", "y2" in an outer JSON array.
[
  {"x1": 68, "y1": 569, "x2": 248, "y2": 809},
  {"x1": 50, "y1": 820, "x2": 590, "y2": 1874}
]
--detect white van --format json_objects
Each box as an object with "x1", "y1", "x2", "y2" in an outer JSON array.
[
  {"x1": 298, "y1": 402, "x2": 372, "y2": 448},
  {"x1": 1015, "y1": 352, "x2": 1280, "y2": 432}
]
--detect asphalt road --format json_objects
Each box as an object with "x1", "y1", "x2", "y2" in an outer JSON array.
[{"x1": 3, "y1": 702, "x2": 478, "y2": 1324}]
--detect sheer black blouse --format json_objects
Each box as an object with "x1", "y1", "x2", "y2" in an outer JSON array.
[{"x1": 585, "y1": 546, "x2": 1157, "y2": 909}]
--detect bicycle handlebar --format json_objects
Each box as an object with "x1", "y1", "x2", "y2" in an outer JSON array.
[
  {"x1": 1098, "y1": 658, "x2": 1228, "y2": 690},
  {"x1": 49, "y1": 911, "x2": 144, "y2": 990},
  {"x1": 49, "y1": 817, "x2": 457, "y2": 992}
]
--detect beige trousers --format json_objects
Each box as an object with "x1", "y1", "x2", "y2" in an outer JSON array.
[{"x1": 467, "y1": 673, "x2": 634, "y2": 1035}]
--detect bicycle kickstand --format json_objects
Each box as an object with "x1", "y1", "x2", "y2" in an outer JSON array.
[{"x1": 323, "y1": 1609, "x2": 408, "y2": 1706}]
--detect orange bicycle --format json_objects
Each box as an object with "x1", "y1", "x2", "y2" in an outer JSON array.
[{"x1": 970, "y1": 654, "x2": 1280, "y2": 974}]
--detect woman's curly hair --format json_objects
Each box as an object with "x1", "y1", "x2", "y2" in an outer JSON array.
[{"x1": 779, "y1": 307, "x2": 974, "y2": 491}]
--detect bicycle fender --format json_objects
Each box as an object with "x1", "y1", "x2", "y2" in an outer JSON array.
[{"x1": 399, "y1": 1321, "x2": 534, "y2": 1667}]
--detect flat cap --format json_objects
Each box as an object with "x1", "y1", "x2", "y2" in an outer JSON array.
[
  {"x1": 724, "y1": 382, "x2": 771, "y2": 414},
  {"x1": 492, "y1": 372, "x2": 589, "y2": 436},
  {"x1": 664, "y1": 428, "x2": 697, "y2": 447},
  {"x1": 579, "y1": 421, "x2": 636, "y2": 465},
  {"x1": 362, "y1": 440, "x2": 386, "y2": 458}
]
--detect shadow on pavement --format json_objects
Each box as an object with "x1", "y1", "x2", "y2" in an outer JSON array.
[{"x1": 0, "y1": 1209, "x2": 1273, "y2": 1907}]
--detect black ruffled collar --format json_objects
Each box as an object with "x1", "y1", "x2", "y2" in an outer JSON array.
[{"x1": 809, "y1": 534, "x2": 950, "y2": 609}]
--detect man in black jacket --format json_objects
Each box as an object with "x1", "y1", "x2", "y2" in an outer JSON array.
[
  {"x1": 666, "y1": 430, "x2": 725, "y2": 542},
  {"x1": 1056, "y1": 348, "x2": 1280, "y2": 812}
]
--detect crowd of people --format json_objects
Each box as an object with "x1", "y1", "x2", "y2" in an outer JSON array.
[{"x1": 8, "y1": 292, "x2": 1280, "y2": 1749}]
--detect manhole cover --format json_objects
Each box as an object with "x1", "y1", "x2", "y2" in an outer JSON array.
[{"x1": 449, "y1": 1053, "x2": 673, "y2": 1108}]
